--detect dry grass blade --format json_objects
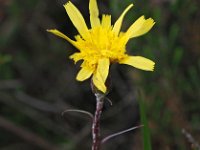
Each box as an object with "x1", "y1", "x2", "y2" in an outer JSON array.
[
  {"x1": 62, "y1": 109, "x2": 94, "y2": 119},
  {"x1": 101, "y1": 125, "x2": 143, "y2": 144}
]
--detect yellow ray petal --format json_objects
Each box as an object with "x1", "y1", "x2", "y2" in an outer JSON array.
[
  {"x1": 47, "y1": 29, "x2": 76, "y2": 47},
  {"x1": 92, "y1": 58, "x2": 110, "y2": 93},
  {"x1": 97, "y1": 58, "x2": 110, "y2": 82},
  {"x1": 101, "y1": 15, "x2": 111, "y2": 29},
  {"x1": 76, "y1": 67, "x2": 94, "y2": 81},
  {"x1": 64, "y1": 2, "x2": 90, "y2": 39},
  {"x1": 92, "y1": 73, "x2": 107, "y2": 93},
  {"x1": 89, "y1": 0, "x2": 100, "y2": 28},
  {"x1": 69, "y1": 53, "x2": 83, "y2": 63},
  {"x1": 126, "y1": 16, "x2": 155, "y2": 39},
  {"x1": 119, "y1": 56, "x2": 155, "y2": 71},
  {"x1": 112, "y1": 4, "x2": 133, "y2": 35}
]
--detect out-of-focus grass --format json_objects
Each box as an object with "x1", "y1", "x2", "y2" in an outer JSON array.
[
  {"x1": 0, "y1": 54, "x2": 13, "y2": 79},
  {"x1": 110, "y1": 0, "x2": 200, "y2": 149},
  {"x1": 0, "y1": 0, "x2": 200, "y2": 149},
  {"x1": 138, "y1": 91, "x2": 152, "y2": 150}
]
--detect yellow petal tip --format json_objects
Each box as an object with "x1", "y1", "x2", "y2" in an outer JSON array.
[
  {"x1": 46, "y1": 29, "x2": 55, "y2": 32},
  {"x1": 63, "y1": 1, "x2": 71, "y2": 7},
  {"x1": 46, "y1": 29, "x2": 51, "y2": 32},
  {"x1": 150, "y1": 62, "x2": 155, "y2": 71},
  {"x1": 98, "y1": 85, "x2": 107, "y2": 93},
  {"x1": 120, "y1": 56, "x2": 155, "y2": 71}
]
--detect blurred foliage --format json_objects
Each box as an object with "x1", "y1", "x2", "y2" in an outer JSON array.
[
  {"x1": 138, "y1": 91, "x2": 152, "y2": 150},
  {"x1": 0, "y1": 0, "x2": 200, "y2": 150}
]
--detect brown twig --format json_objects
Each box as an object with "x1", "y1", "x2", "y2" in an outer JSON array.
[
  {"x1": 0, "y1": 115, "x2": 59, "y2": 150},
  {"x1": 182, "y1": 128, "x2": 200, "y2": 150},
  {"x1": 0, "y1": 92, "x2": 72, "y2": 136},
  {"x1": 0, "y1": 79, "x2": 22, "y2": 89}
]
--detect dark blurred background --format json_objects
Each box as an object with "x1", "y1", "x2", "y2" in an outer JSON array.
[{"x1": 0, "y1": 0, "x2": 200, "y2": 149}]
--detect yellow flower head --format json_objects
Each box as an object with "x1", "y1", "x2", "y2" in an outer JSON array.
[{"x1": 47, "y1": 0, "x2": 155, "y2": 93}]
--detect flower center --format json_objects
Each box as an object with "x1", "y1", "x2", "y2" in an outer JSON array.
[{"x1": 71, "y1": 26, "x2": 127, "y2": 69}]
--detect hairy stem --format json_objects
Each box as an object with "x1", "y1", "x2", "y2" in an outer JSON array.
[{"x1": 92, "y1": 93, "x2": 104, "y2": 150}]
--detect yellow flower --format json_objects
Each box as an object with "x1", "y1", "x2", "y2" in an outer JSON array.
[{"x1": 47, "y1": 0, "x2": 155, "y2": 93}]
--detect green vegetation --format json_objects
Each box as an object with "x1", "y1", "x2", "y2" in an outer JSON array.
[{"x1": 0, "y1": 0, "x2": 199, "y2": 149}]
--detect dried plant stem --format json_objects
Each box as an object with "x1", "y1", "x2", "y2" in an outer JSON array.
[
  {"x1": 101, "y1": 125, "x2": 143, "y2": 144},
  {"x1": 62, "y1": 109, "x2": 94, "y2": 119},
  {"x1": 182, "y1": 129, "x2": 200, "y2": 150},
  {"x1": 92, "y1": 93, "x2": 104, "y2": 150}
]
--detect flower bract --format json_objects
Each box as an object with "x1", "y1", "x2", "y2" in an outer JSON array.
[{"x1": 47, "y1": 0, "x2": 155, "y2": 93}]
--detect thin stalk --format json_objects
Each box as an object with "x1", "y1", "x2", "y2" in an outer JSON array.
[
  {"x1": 101, "y1": 125, "x2": 143, "y2": 144},
  {"x1": 92, "y1": 93, "x2": 104, "y2": 150},
  {"x1": 62, "y1": 109, "x2": 94, "y2": 119}
]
